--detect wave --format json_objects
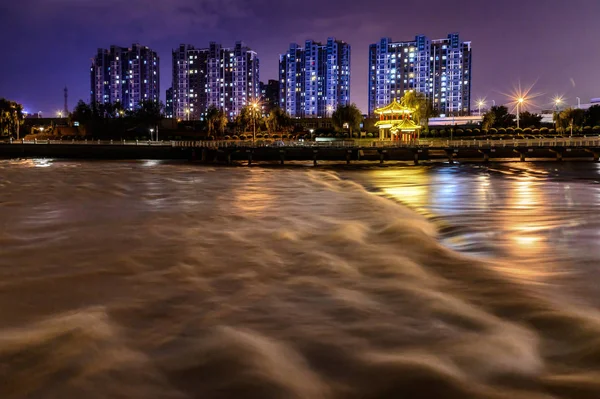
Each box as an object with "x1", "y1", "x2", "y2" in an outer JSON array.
[{"x1": 1, "y1": 163, "x2": 600, "y2": 398}]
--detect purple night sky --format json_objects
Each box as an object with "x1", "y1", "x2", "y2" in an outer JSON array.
[{"x1": 1, "y1": 0, "x2": 599, "y2": 115}]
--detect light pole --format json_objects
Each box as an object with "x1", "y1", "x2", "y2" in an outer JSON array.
[
  {"x1": 492, "y1": 100, "x2": 496, "y2": 107},
  {"x1": 477, "y1": 100, "x2": 485, "y2": 116},
  {"x1": 252, "y1": 102, "x2": 258, "y2": 143},
  {"x1": 554, "y1": 97, "x2": 562, "y2": 132},
  {"x1": 150, "y1": 128, "x2": 154, "y2": 141},
  {"x1": 576, "y1": 97, "x2": 581, "y2": 109},
  {"x1": 185, "y1": 108, "x2": 190, "y2": 121},
  {"x1": 309, "y1": 129, "x2": 314, "y2": 140},
  {"x1": 516, "y1": 98, "x2": 524, "y2": 129}
]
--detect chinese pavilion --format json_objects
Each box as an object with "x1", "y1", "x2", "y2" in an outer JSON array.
[{"x1": 374, "y1": 98, "x2": 422, "y2": 142}]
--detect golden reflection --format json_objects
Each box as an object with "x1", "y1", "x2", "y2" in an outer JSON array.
[
  {"x1": 231, "y1": 171, "x2": 275, "y2": 214},
  {"x1": 371, "y1": 169, "x2": 430, "y2": 212},
  {"x1": 505, "y1": 177, "x2": 547, "y2": 259}
]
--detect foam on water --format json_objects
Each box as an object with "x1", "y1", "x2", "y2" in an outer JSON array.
[{"x1": 1, "y1": 160, "x2": 600, "y2": 398}]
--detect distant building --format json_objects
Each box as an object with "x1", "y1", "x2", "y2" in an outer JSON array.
[
  {"x1": 91, "y1": 43, "x2": 160, "y2": 111},
  {"x1": 260, "y1": 79, "x2": 279, "y2": 114},
  {"x1": 279, "y1": 38, "x2": 351, "y2": 118},
  {"x1": 165, "y1": 87, "x2": 174, "y2": 118},
  {"x1": 171, "y1": 42, "x2": 259, "y2": 121},
  {"x1": 368, "y1": 33, "x2": 471, "y2": 117}
]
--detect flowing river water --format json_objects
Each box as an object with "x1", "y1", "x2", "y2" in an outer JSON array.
[{"x1": 1, "y1": 159, "x2": 600, "y2": 398}]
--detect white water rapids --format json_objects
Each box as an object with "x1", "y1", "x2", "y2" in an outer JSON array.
[{"x1": 1, "y1": 159, "x2": 600, "y2": 398}]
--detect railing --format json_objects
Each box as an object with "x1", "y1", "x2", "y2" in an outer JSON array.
[
  {"x1": 5, "y1": 137, "x2": 600, "y2": 149},
  {"x1": 422, "y1": 137, "x2": 600, "y2": 148}
]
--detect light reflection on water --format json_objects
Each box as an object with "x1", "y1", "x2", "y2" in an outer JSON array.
[{"x1": 344, "y1": 162, "x2": 600, "y2": 272}]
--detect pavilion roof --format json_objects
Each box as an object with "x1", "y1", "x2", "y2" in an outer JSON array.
[{"x1": 374, "y1": 98, "x2": 415, "y2": 115}]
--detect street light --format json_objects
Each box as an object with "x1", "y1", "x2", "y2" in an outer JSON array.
[
  {"x1": 57, "y1": 111, "x2": 63, "y2": 118},
  {"x1": 477, "y1": 100, "x2": 486, "y2": 116},
  {"x1": 309, "y1": 129, "x2": 314, "y2": 140},
  {"x1": 326, "y1": 105, "x2": 333, "y2": 117},
  {"x1": 516, "y1": 97, "x2": 525, "y2": 129},
  {"x1": 553, "y1": 96, "x2": 563, "y2": 132},
  {"x1": 251, "y1": 101, "x2": 259, "y2": 143},
  {"x1": 149, "y1": 128, "x2": 154, "y2": 141},
  {"x1": 185, "y1": 108, "x2": 190, "y2": 121},
  {"x1": 576, "y1": 97, "x2": 581, "y2": 109}
]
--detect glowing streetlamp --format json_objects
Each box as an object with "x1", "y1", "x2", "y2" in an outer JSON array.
[
  {"x1": 309, "y1": 128, "x2": 314, "y2": 139},
  {"x1": 119, "y1": 110, "x2": 125, "y2": 117},
  {"x1": 326, "y1": 105, "x2": 333, "y2": 117},
  {"x1": 477, "y1": 100, "x2": 486, "y2": 116},
  {"x1": 57, "y1": 111, "x2": 63, "y2": 118},
  {"x1": 149, "y1": 128, "x2": 154, "y2": 141},
  {"x1": 516, "y1": 97, "x2": 525, "y2": 129},
  {"x1": 553, "y1": 97, "x2": 563, "y2": 132},
  {"x1": 185, "y1": 108, "x2": 190, "y2": 121},
  {"x1": 251, "y1": 101, "x2": 259, "y2": 143}
]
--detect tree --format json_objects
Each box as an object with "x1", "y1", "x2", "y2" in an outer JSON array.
[
  {"x1": 266, "y1": 107, "x2": 294, "y2": 134},
  {"x1": 518, "y1": 111, "x2": 542, "y2": 128},
  {"x1": 584, "y1": 105, "x2": 600, "y2": 127},
  {"x1": 331, "y1": 104, "x2": 363, "y2": 136},
  {"x1": 481, "y1": 111, "x2": 495, "y2": 131},
  {"x1": 557, "y1": 108, "x2": 585, "y2": 135},
  {"x1": 206, "y1": 106, "x2": 228, "y2": 137},
  {"x1": 236, "y1": 104, "x2": 263, "y2": 135},
  {"x1": 401, "y1": 91, "x2": 433, "y2": 130},
  {"x1": 485, "y1": 106, "x2": 515, "y2": 128},
  {"x1": 0, "y1": 98, "x2": 24, "y2": 139}
]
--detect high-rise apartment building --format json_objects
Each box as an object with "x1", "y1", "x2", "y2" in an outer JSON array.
[
  {"x1": 279, "y1": 38, "x2": 350, "y2": 118},
  {"x1": 171, "y1": 42, "x2": 259, "y2": 120},
  {"x1": 91, "y1": 43, "x2": 159, "y2": 110},
  {"x1": 165, "y1": 87, "x2": 174, "y2": 119},
  {"x1": 260, "y1": 79, "x2": 279, "y2": 114},
  {"x1": 368, "y1": 33, "x2": 471, "y2": 117}
]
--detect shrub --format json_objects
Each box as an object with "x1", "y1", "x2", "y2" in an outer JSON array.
[
  {"x1": 514, "y1": 128, "x2": 523, "y2": 134},
  {"x1": 263, "y1": 133, "x2": 271, "y2": 139},
  {"x1": 343, "y1": 133, "x2": 349, "y2": 138},
  {"x1": 583, "y1": 126, "x2": 592, "y2": 132},
  {"x1": 455, "y1": 129, "x2": 464, "y2": 136},
  {"x1": 352, "y1": 133, "x2": 359, "y2": 138},
  {"x1": 592, "y1": 126, "x2": 600, "y2": 133},
  {"x1": 473, "y1": 128, "x2": 481, "y2": 135},
  {"x1": 532, "y1": 129, "x2": 540, "y2": 134},
  {"x1": 523, "y1": 128, "x2": 532, "y2": 134},
  {"x1": 489, "y1": 128, "x2": 498, "y2": 134},
  {"x1": 430, "y1": 129, "x2": 438, "y2": 136},
  {"x1": 466, "y1": 129, "x2": 473, "y2": 135},
  {"x1": 539, "y1": 127, "x2": 548, "y2": 134},
  {"x1": 440, "y1": 129, "x2": 447, "y2": 137},
  {"x1": 367, "y1": 132, "x2": 374, "y2": 138},
  {"x1": 420, "y1": 131, "x2": 429, "y2": 138},
  {"x1": 232, "y1": 135, "x2": 239, "y2": 140},
  {"x1": 498, "y1": 128, "x2": 506, "y2": 134}
]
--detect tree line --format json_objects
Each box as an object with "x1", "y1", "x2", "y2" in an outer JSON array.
[
  {"x1": 0, "y1": 98, "x2": 24, "y2": 139},
  {"x1": 481, "y1": 105, "x2": 600, "y2": 133}
]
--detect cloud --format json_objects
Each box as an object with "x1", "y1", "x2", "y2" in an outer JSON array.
[{"x1": 17, "y1": 0, "x2": 253, "y2": 40}]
